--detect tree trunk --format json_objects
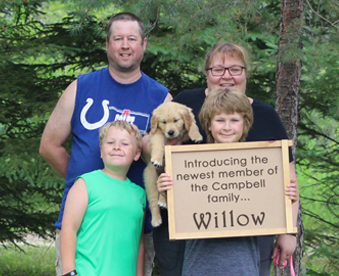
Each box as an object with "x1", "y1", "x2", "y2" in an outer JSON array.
[{"x1": 275, "y1": 0, "x2": 304, "y2": 275}]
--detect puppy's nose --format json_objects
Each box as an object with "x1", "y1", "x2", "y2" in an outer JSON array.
[{"x1": 167, "y1": 130, "x2": 175, "y2": 137}]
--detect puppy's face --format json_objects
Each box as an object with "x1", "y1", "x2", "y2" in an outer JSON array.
[
  {"x1": 151, "y1": 102, "x2": 191, "y2": 139},
  {"x1": 157, "y1": 114, "x2": 185, "y2": 139}
]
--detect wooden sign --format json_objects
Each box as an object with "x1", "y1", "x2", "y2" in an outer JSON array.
[{"x1": 165, "y1": 140, "x2": 297, "y2": 240}]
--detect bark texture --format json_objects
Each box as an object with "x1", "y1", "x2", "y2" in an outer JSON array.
[{"x1": 275, "y1": 0, "x2": 304, "y2": 275}]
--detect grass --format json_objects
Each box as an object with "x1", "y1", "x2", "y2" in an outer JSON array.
[
  {"x1": 0, "y1": 243, "x2": 162, "y2": 276},
  {"x1": 0, "y1": 244, "x2": 55, "y2": 276},
  {"x1": 2, "y1": 241, "x2": 336, "y2": 276}
]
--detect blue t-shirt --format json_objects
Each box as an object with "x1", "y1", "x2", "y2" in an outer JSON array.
[{"x1": 56, "y1": 67, "x2": 168, "y2": 233}]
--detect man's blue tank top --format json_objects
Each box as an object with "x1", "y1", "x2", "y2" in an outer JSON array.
[{"x1": 55, "y1": 67, "x2": 168, "y2": 233}]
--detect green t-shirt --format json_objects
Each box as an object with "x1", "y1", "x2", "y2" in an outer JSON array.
[{"x1": 75, "y1": 170, "x2": 146, "y2": 276}]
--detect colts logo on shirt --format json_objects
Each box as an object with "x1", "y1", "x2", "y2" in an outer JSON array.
[{"x1": 80, "y1": 98, "x2": 149, "y2": 134}]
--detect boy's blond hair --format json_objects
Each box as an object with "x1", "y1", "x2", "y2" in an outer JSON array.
[
  {"x1": 99, "y1": 120, "x2": 142, "y2": 150},
  {"x1": 199, "y1": 88, "x2": 253, "y2": 143}
]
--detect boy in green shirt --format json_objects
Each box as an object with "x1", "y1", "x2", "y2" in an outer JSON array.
[{"x1": 61, "y1": 121, "x2": 145, "y2": 276}]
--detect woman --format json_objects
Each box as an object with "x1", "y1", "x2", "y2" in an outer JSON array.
[{"x1": 153, "y1": 42, "x2": 299, "y2": 276}]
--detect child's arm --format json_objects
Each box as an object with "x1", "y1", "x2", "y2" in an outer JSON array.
[
  {"x1": 285, "y1": 179, "x2": 299, "y2": 204},
  {"x1": 272, "y1": 163, "x2": 299, "y2": 268},
  {"x1": 157, "y1": 173, "x2": 173, "y2": 198},
  {"x1": 61, "y1": 178, "x2": 88, "y2": 274},
  {"x1": 136, "y1": 211, "x2": 146, "y2": 276}
]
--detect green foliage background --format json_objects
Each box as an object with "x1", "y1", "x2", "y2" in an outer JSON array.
[{"x1": 0, "y1": 0, "x2": 338, "y2": 274}]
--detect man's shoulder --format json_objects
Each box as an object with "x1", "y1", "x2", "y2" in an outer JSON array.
[
  {"x1": 77, "y1": 67, "x2": 108, "y2": 81},
  {"x1": 141, "y1": 72, "x2": 168, "y2": 91}
]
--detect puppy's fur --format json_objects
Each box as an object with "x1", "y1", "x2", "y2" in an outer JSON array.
[{"x1": 144, "y1": 102, "x2": 203, "y2": 227}]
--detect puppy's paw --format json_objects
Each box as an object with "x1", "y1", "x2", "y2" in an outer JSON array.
[
  {"x1": 151, "y1": 216, "x2": 162, "y2": 227},
  {"x1": 158, "y1": 201, "x2": 167, "y2": 209},
  {"x1": 158, "y1": 194, "x2": 167, "y2": 208},
  {"x1": 151, "y1": 160, "x2": 163, "y2": 167},
  {"x1": 192, "y1": 135, "x2": 203, "y2": 143}
]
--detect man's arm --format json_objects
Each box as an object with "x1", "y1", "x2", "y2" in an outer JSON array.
[{"x1": 39, "y1": 80, "x2": 77, "y2": 179}]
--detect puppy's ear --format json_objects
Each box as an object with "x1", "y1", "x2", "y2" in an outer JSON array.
[
  {"x1": 150, "y1": 115, "x2": 158, "y2": 135},
  {"x1": 182, "y1": 107, "x2": 193, "y2": 131}
]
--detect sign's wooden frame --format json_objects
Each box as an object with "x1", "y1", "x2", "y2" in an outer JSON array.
[{"x1": 165, "y1": 140, "x2": 297, "y2": 240}]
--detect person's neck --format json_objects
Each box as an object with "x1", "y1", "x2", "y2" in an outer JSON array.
[
  {"x1": 102, "y1": 167, "x2": 128, "y2": 181},
  {"x1": 108, "y1": 66, "x2": 142, "y2": 84}
]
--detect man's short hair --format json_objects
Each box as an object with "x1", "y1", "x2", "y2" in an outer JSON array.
[{"x1": 106, "y1": 12, "x2": 145, "y2": 41}]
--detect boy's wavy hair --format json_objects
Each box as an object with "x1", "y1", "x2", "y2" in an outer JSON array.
[
  {"x1": 99, "y1": 120, "x2": 142, "y2": 150},
  {"x1": 199, "y1": 88, "x2": 254, "y2": 143}
]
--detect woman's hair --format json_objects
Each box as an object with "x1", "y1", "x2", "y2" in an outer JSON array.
[
  {"x1": 199, "y1": 88, "x2": 254, "y2": 143},
  {"x1": 205, "y1": 42, "x2": 250, "y2": 75},
  {"x1": 99, "y1": 120, "x2": 142, "y2": 150},
  {"x1": 106, "y1": 12, "x2": 145, "y2": 41}
]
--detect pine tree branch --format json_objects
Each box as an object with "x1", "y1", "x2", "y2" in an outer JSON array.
[
  {"x1": 305, "y1": 0, "x2": 339, "y2": 30},
  {"x1": 300, "y1": 195, "x2": 339, "y2": 206},
  {"x1": 302, "y1": 209, "x2": 339, "y2": 229}
]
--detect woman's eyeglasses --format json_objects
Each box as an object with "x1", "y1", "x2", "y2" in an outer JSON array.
[{"x1": 206, "y1": 66, "x2": 246, "y2": 76}]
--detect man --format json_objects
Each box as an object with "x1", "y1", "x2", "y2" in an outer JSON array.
[{"x1": 40, "y1": 12, "x2": 172, "y2": 276}]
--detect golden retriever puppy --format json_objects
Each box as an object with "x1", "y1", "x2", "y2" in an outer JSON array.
[{"x1": 144, "y1": 102, "x2": 203, "y2": 227}]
